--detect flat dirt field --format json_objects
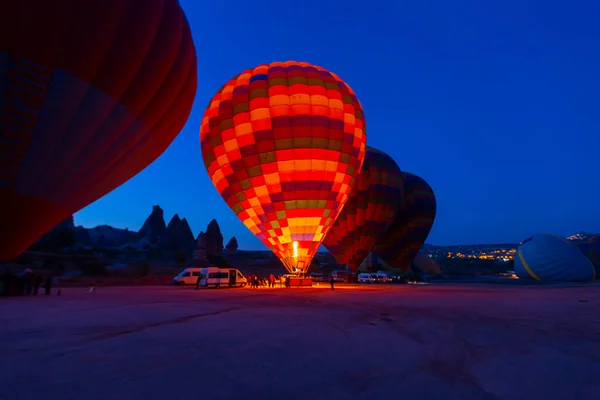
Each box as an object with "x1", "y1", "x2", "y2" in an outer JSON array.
[{"x1": 1, "y1": 283, "x2": 599, "y2": 400}]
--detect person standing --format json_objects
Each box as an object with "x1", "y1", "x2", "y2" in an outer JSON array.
[
  {"x1": 44, "y1": 276, "x2": 52, "y2": 295},
  {"x1": 33, "y1": 273, "x2": 42, "y2": 295},
  {"x1": 330, "y1": 275, "x2": 335, "y2": 291},
  {"x1": 195, "y1": 272, "x2": 201, "y2": 290}
]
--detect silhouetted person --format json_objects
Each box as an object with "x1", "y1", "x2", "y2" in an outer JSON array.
[
  {"x1": 44, "y1": 277, "x2": 52, "y2": 295},
  {"x1": 330, "y1": 275, "x2": 335, "y2": 291},
  {"x1": 195, "y1": 273, "x2": 201, "y2": 290},
  {"x1": 33, "y1": 274, "x2": 42, "y2": 295},
  {"x1": 24, "y1": 274, "x2": 32, "y2": 295},
  {"x1": 269, "y1": 274, "x2": 275, "y2": 287}
]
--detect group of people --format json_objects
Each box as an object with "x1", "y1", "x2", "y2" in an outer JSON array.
[
  {"x1": 0, "y1": 268, "x2": 57, "y2": 297},
  {"x1": 246, "y1": 273, "x2": 283, "y2": 288},
  {"x1": 245, "y1": 273, "x2": 336, "y2": 290}
]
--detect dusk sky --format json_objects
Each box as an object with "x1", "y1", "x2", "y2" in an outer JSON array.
[{"x1": 75, "y1": 0, "x2": 600, "y2": 250}]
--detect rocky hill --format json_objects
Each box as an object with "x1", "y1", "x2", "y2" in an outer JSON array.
[{"x1": 30, "y1": 206, "x2": 233, "y2": 258}]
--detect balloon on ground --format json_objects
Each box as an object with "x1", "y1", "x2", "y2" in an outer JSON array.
[
  {"x1": 374, "y1": 172, "x2": 436, "y2": 273},
  {"x1": 515, "y1": 233, "x2": 596, "y2": 282},
  {"x1": 323, "y1": 146, "x2": 403, "y2": 271},
  {"x1": 200, "y1": 61, "x2": 367, "y2": 274},
  {"x1": 0, "y1": 0, "x2": 197, "y2": 260},
  {"x1": 573, "y1": 235, "x2": 600, "y2": 279}
]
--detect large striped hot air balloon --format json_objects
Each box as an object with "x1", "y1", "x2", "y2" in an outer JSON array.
[
  {"x1": 323, "y1": 147, "x2": 403, "y2": 271},
  {"x1": 374, "y1": 172, "x2": 436, "y2": 272},
  {"x1": 0, "y1": 0, "x2": 197, "y2": 260},
  {"x1": 200, "y1": 61, "x2": 367, "y2": 274}
]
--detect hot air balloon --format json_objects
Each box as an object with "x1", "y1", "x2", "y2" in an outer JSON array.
[
  {"x1": 374, "y1": 172, "x2": 436, "y2": 272},
  {"x1": 574, "y1": 235, "x2": 600, "y2": 278},
  {"x1": 515, "y1": 233, "x2": 595, "y2": 282},
  {"x1": 200, "y1": 61, "x2": 367, "y2": 274},
  {"x1": 323, "y1": 147, "x2": 403, "y2": 271},
  {"x1": 0, "y1": 0, "x2": 197, "y2": 260}
]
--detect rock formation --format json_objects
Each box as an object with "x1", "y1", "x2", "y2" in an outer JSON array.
[
  {"x1": 137, "y1": 205, "x2": 166, "y2": 244},
  {"x1": 27, "y1": 206, "x2": 239, "y2": 262},
  {"x1": 160, "y1": 215, "x2": 196, "y2": 254},
  {"x1": 31, "y1": 215, "x2": 77, "y2": 251},
  {"x1": 193, "y1": 232, "x2": 210, "y2": 267},
  {"x1": 74, "y1": 226, "x2": 93, "y2": 246},
  {"x1": 205, "y1": 219, "x2": 224, "y2": 264},
  {"x1": 56, "y1": 215, "x2": 75, "y2": 230},
  {"x1": 225, "y1": 237, "x2": 238, "y2": 255},
  {"x1": 87, "y1": 225, "x2": 138, "y2": 248}
]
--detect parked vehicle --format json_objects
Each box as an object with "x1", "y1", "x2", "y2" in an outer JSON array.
[
  {"x1": 357, "y1": 273, "x2": 376, "y2": 284},
  {"x1": 197, "y1": 267, "x2": 247, "y2": 288},
  {"x1": 375, "y1": 272, "x2": 391, "y2": 283},
  {"x1": 332, "y1": 270, "x2": 349, "y2": 282},
  {"x1": 172, "y1": 268, "x2": 203, "y2": 285},
  {"x1": 310, "y1": 273, "x2": 327, "y2": 282},
  {"x1": 173, "y1": 267, "x2": 247, "y2": 288}
]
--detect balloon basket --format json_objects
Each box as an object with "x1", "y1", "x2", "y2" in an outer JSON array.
[{"x1": 286, "y1": 277, "x2": 312, "y2": 287}]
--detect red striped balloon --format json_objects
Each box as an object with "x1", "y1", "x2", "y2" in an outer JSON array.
[
  {"x1": 374, "y1": 172, "x2": 436, "y2": 272},
  {"x1": 323, "y1": 147, "x2": 404, "y2": 271},
  {"x1": 0, "y1": 0, "x2": 197, "y2": 260},
  {"x1": 200, "y1": 61, "x2": 366, "y2": 274}
]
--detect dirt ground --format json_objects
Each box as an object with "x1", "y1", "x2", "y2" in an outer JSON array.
[{"x1": 1, "y1": 283, "x2": 599, "y2": 400}]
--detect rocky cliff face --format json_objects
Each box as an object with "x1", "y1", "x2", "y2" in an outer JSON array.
[
  {"x1": 29, "y1": 206, "x2": 231, "y2": 259},
  {"x1": 193, "y1": 231, "x2": 210, "y2": 267},
  {"x1": 160, "y1": 215, "x2": 196, "y2": 254},
  {"x1": 87, "y1": 225, "x2": 138, "y2": 248},
  {"x1": 136, "y1": 205, "x2": 166, "y2": 244},
  {"x1": 56, "y1": 215, "x2": 75, "y2": 230},
  {"x1": 225, "y1": 237, "x2": 238, "y2": 254},
  {"x1": 206, "y1": 219, "x2": 224, "y2": 264}
]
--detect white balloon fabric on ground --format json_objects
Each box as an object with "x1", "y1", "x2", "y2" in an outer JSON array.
[{"x1": 514, "y1": 233, "x2": 596, "y2": 282}]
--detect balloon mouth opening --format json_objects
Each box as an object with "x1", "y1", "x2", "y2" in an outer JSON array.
[{"x1": 281, "y1": 241, "x2": 311, "y2": 274}]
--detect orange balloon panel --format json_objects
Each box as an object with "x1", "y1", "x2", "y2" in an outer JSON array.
[{"x1": 200, "y1": 61, "x2": 367, "y2": 273}]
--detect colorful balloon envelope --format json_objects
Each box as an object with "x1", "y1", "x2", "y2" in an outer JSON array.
[
  {"x1": 323, "y1": 147, "x2": 404, "y2": 271},
  {"x1": 574, "y1": 235, "x2": 600, "y2": 278},
  {"x1": 200, "y1": 61, "x2": 367, "y2": 274},
  {"x1": 0, "y1": 0, "x2": 197, "y2": 260},
  {"x1": 374, "y1": 172, "x2": 436, "y2": 272}
]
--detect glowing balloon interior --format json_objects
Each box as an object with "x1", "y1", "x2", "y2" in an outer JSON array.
[{"x1": 200, "y1": 61, "x2": 367, "y2": 274}]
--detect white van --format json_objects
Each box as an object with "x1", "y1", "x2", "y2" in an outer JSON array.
[
  {"x1": 198, "y1": 267, "x2": 248, "y2": 288},
  {"x1": 358, "y1": 273, "x2": 376, "y2": 284},
  {"x1": 332, "y1": 270, "x2": 349, "y2": 282},
  {"x1": 173, "y1": 267, "x2": 247, "y2": 288},
  {"x1": 173, "y1": 268, "x2": 203, "y2": 285},
  {"x1": 375, "y1": 272, "x2": 391, "y2": 283}
]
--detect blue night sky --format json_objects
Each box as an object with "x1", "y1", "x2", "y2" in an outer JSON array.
[{"x1": 75, "y1": 0, "x2": 600, "y2": 249}]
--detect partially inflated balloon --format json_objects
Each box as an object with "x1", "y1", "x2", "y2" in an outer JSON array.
[
  {"x1": 374, "y1": 172, "x2": 436, "y2": 272},
  {"x1": 323, "y1": 147, "x2": 403, "y2": 271},
  {"x1": 200, "y1": 61, "x2": 366, "y2": 274},
  {"x1": 574, "y1": 235, "x2": 600, "y2": 278},
  {"x1": 0, "y1": 0, "x2": 197, "y2": 260}
]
